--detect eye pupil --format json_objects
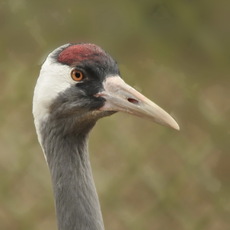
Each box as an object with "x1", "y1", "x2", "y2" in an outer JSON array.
[
  {"x1": 71, "y1": 70, "x2": 84, "y2": 81},
  {"x1": 75, "y1": 72, "x2": 81, "y2": 78}
]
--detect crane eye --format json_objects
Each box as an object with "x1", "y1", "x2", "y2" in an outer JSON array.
[{"x1": 71, "y1": 70, "x2": 84, "y2": 81}]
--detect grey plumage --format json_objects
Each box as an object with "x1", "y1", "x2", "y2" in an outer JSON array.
[
  {"x1": 41, "y1": 119, "x2": 104, "y2": 230},
  {"x1": 40, "y1": 86, "x2": 107, "y2": 230}
]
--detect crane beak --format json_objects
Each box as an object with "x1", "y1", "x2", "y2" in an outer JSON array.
[{"x1": 96, "y1": 76, "x2": 179, "y2": 130}]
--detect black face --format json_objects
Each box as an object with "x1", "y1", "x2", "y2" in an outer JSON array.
[
  {"x1": 48, "y1": 44, "x2": 120, "y2": 132},
  {"x1": 73, "y1": 57, "x2": 120, "y2": 99}
]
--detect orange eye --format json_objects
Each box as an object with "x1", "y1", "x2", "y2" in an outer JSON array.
[{"x1": 71, "y1": 69, "x2": 84, "y2": 81}]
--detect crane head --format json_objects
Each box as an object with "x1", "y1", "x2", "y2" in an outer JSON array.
[{"x1": 33, "y1": 43, "x2": 179, "y2": 139}]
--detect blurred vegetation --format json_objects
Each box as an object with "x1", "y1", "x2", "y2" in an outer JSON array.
[{"x1": 0, "y1": 0, "x2": 230, "y2": 229}]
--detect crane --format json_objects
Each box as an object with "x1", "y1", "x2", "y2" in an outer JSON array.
[{"x1": 33, "y1": 43, "x2": 179, "y2": 230}]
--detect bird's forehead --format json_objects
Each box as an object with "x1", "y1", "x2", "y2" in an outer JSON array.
[{"x1": 57, "y1": 44, "x2": 108, "y2": 66}]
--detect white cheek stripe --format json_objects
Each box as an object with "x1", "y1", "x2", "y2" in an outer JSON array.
[{"x1": 33, "y1": 48, "x2": 75, "y2": 161}]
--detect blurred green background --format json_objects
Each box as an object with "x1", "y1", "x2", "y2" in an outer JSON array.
[{"x1": 1, "y1": 0, "x2": 230, "y2": 229}]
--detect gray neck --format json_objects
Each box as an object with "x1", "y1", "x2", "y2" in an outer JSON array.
[{"x1": 40, "y1": 120, "x2": 104, "y2": 230}]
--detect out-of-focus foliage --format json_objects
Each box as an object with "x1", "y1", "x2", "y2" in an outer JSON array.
[{"x1": 0, "y1": 0, "x2": 229, "y2": 229}]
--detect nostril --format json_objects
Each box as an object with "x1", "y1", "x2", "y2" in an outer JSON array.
[{"x1": 127, "y1": 98, "x2": 139, "y2": 105}]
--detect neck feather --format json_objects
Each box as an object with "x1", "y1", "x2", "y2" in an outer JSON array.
[{"x1": 40, "y1": 118, "x2": 104, "y2": 230}]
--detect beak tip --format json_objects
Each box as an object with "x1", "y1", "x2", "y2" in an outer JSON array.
[
  {"x1": 155, "y1": 110, "x2": 180, "y2": 131},
  {"x1": 169, "y1": 120, "x2": 180, "y2": 131},
  {"x1": 174, "y1": 123, "x2": 180, "y2": 131}
]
